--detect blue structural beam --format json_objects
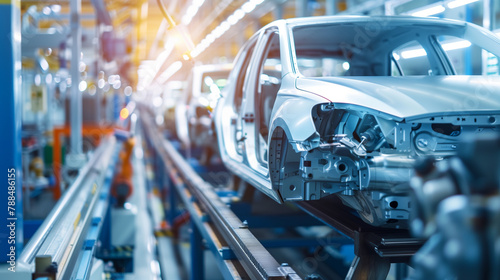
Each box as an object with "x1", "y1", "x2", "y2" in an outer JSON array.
[
  {"x1": 23, "y1": 220, "x2": 43, "y2": 240},
  {"x1": 0, "y1": 0, "x2": 22, "y2": 264},
  {"x1": 259, "y1": 237, "x2": 351, "y2": 249},
  {"x1": 190, "y1": 220, "x2": 204, "y2": 280},
  {"x1": 230, "y1": 202, "x2": 323, "y2": 228},
  {"x1": 465, "y1": 5, "x2": 472, "y2": 75}
]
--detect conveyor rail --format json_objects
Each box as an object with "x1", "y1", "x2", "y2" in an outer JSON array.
[
  {"x1": 140, "y1": 108, "x2": 301, "y2": 280},
  {"x1": 141, "y1": 103, "x2": 424, "y2": 280},
  {"x1": 3, "y1": 136, "x2": 120, "y2": 280}
]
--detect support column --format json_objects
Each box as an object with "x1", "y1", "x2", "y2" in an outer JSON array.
[
  {"x1": 295, "y1": 0, "x2": 308, "y2": 17},
  {"x1": 326, "y1": 0, "x2": 337, "y2": 15},
  {"x1": 190, "y1": 220, "x2": 204, "y2": 280},
  {"x1": 483, "y1": 0, "x2": 496, "y2": 75},
  {"x1": 0, "y1": 0, "x2": 23, "y2": 263},
  {"x1": 68, "y1": 0, "x2": 86, "y2": 168},
  {"x1": 483, "y1": 0, "x2": 495, "y2": 30},
  {"x1": 273, "y1": 2, "x2": 284, "y2": 20}
]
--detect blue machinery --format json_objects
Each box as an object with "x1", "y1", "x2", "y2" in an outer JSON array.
[{"x1": 0, "y1": 0, "x2": 23, "y2": 265}]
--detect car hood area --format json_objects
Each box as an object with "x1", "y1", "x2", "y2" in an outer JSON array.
[{"x1": 296, "y1": 75, "x2": 500, "y2": 119}]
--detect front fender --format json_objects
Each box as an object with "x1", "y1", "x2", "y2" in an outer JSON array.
[{"x1": 269, "y1": 92, "x2": 325, "y2": 152}]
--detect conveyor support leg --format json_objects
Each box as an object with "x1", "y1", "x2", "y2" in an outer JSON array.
[
  {"x1": 190, "y1": 219, "x2": 204, "y2": 280},
  {"x1": 345, "y1": 232, "x2": 390, "y2": 280}
]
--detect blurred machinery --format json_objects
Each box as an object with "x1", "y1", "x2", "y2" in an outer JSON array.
[
  {"x1": 410, "y1": 134, "x2": 500, "y2": 279},
  {"x1": 175, "y1": 64, "x2": 231, "y2": 164},
  {"x1": 111, "y1": 131, "x2": 135, "y2": 207}
]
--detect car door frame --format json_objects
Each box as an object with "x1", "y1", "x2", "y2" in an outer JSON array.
[
  {"x1": 219, "y1": 34, "x2": 260, "y2": 164},
  {"x1": 240, "y1": 26, "x2": 280, "y2": 176}
]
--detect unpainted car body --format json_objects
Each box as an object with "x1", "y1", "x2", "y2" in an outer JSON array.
[
  {"x1": 175, "y1": 64, "x2": 231, "y2": 153},
  {"x1": 214, "y1": 16, "x2": 500, "y2": 227},
  {"x1": 162, "y1": 80, "x2": 185, "y2": 137}
]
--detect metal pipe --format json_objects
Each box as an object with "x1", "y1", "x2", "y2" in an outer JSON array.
[
  {"x1": 483, "y1": 0, "x2": 495, "y2": 31},
  {"x1": 295, "y1": 0, "x2": 308, "y2": 17},
  {"x1": 325, "y1": 0, "x2": 337, "y2": 15},
  {"x1": 70, "y1": 0, "x2": 82, "y2": 155},
  {"x1": 482, "y1": 0, "x2": 495, "y2": 75},
  {"x1": 273, "y1": 2, "x2": 284, "y2": 20},
  {"x1": 90, "y1": 0, "x2": 112, "y2": 25}
]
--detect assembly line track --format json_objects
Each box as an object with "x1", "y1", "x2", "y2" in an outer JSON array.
[{"x1": 141, "y1": 109, "x2": 300, "y2": 280}]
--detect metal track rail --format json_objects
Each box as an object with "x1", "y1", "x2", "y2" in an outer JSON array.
[
  {"x1": 141, "y1": 109, "x2": 300, "y2": 280},
  {"x1": 14, "y1": 136, "x2": 119, "y2": 279},
  {"x1": 141, "y1": 105, "x2": 424, "y2": 280}
]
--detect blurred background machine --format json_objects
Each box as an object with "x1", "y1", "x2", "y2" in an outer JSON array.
[{"x1": 409, "y1": 135, "x2": 500, "y2": 280}]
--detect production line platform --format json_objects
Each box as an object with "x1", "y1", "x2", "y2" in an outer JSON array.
[
  {"x1": 1, "y1": 103, "x2": 425, "y2": 280},
  {"x1": 139, "y1": 105, "x2": 425, "y2": 280}
]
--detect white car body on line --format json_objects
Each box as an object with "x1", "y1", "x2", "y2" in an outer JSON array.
[
  {"x1": 175, "y1": 64, "x2": 232, "y2": 150},
  {"x1": 214, "y1": 16, "x2": 500, "y2": 227}
]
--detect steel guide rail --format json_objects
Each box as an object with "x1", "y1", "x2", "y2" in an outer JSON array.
[
  {"x1": 140, "y1": 110, "x2": 300, "y2": 280},
  {"x1": 14, "y1": 136, "x2": 118, "y2": 279},
  {"x1": 72, "y1": 140, "x2": 121, "y2": 280},
  {"x1": 144, "y1": 129, "x2": 246, "y2": 280}
]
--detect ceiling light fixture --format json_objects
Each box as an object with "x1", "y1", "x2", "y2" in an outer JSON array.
[
  {"x1": 411, "y1": 4, "x2": 445, "y2": 17},
  {"x1": 190, "y1": 0, "x2": 265, "y2": 58},
  {"x1": 447, "y1": 0, "x2": 479, "y2": 9}
]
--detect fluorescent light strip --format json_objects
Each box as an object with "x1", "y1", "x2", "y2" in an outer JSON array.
[
  {"x1": 401, "y1": 48, "x2": 427, "y2": 59},
  {"x1": 442, "y1": 39, "x2": 471, "y2": 51},
  {"x1": 411, "y1": 4, "x2": 445, "y2": 17},
  {"x1": 181, "y1": 0, "x2": 206, "y2": 25},
  {"x1": 242, "y1": 2, "x2": 256, "y2": 13},
  {"x1": 190, "y1": 0, "x2": 264, "y2": 58},
  {"x1": 447, "y1": 0, "x2": 479, "y2": 9},
  {"x1": 409, "y1": 0, "x2": 479, "y2": 17},
  {"x1": 401, "y1": 39, "x2": 471, "y2": 59}
]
